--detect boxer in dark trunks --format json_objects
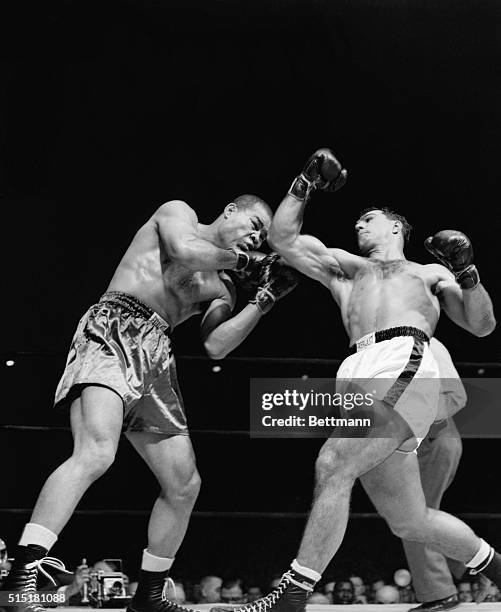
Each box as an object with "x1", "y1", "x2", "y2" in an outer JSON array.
[
  {"x1": 3, "y1": 194, "x2": 298, "y2": 612},
  {"x1": 211, "y1": 150, "x2": 498, "y2": 612}
]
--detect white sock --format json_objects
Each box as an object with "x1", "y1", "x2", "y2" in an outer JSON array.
[
  {"x1": 141, "y1": 549, "x2": 174, "y2": 572},
  {"x1": 18, "y1": 523, "x2": 58, "y2": 552},
  {"x1": 466, "y1": 539, "x2": 493, "y2": 569},
  {"x1": 291, "y1": 559, "x2": 321, "y2": 583}
]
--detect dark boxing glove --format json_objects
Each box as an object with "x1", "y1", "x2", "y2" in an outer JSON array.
[
  {"x1": 424, "y1": 230, "x2": 480, "y2": 289},
  {"x1": 227, "y1": 251, "x2": 268, "y2": 292},
  {"x1": 288, "y1": 148, "x2": 347, "y2": 201},
  {"x1": 227, "y1": 248, "x2": 266, "y2": 273},
  {"x1": 249, "y1": 253, "x2": 300, "y2": 314}
]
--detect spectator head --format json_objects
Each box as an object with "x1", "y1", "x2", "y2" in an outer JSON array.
[
  {"x1": 0, "y1": 540, "x2": 8, "y2": 566},
  {"x1": 368, "y1": 578, "x2": 386, "y2": 602},
  {"x1": 198, "y1": 575, "x2": 223, "y2": 603},
  {"x1": 484, "y1": 583, "x2": 500, "y2": 602},
  {"x1": 458, "y1": 580, "x2": 473, "y2": 603},
  {"x1": 349, "y1": 575, "x2": 366, "y2": 597},
  {"x1": 307, "y1": 592, "x2": 330, "y2": 605},
  {"x1": 322, "y1": 580, "x2": 335, "y2": 603},
  {"x1": 245, "y1": 585, "x2": 262, "y2": 602},
  {"x1": 375, "y1": 585, "x2": 400, "y2": 604},
  {"x1": 269, "y1": 574, "x2": 282, "y2": 590},
  {"x1": 164, "y1": 580, "x2": 186, "y2": 604},
  {"x1": 221, "y1": 579, "x2": 245, "y2": 604},
  {"x1": 93, "y1": 560, "x2": 116, "y2": 573},
  {"x1": 332, "y1": 579, "x2": 354, "y2": 604}
]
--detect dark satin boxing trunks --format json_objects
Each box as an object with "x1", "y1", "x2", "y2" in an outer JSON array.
[{"x1": 54, "y1": 291, "x2": 188, "y2": 435}]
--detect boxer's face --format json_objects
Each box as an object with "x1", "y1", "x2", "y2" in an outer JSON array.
[
  {"x1": 221, "y1": 203, "x2": 270, "y2": 251},
  {"x1": 355, "y1": 210, "x2": 399, "y2": 253}
]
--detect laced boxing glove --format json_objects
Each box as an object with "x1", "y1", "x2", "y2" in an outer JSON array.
[
  {"x1": 227, "y1": 247, "x2": 266, "y2": 273},
  {"x1": 424, "y1": 230, "x2": 480, "y2": 289},
  {"x1": 227, "y1": 252, "x2": 268, "y2": 292},
  {"x1": 288, "y1": 148, "x2": 347, "y2": 201},
  {"x1": 249, "y1": 253, "x2": 300, "y2": 314}
]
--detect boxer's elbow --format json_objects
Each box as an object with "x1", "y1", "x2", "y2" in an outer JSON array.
[
  {"x1": 472, "y1": 316, "x2": 496, "y2": 337},
  {"x1": 204, "y1": 338, "x2": 228, "y2": 360},
  {"x1": 268, "y1": 226, "x2": 296, "y2": 255}
]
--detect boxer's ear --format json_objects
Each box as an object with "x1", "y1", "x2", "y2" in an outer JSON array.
[{"x1": 224, "y1": 202, "x2": 237, "y2": 218}]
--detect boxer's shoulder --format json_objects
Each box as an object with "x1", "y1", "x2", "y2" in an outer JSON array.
[{"x1": 154, "y1": 200, "x2": 198, "y2": 224}]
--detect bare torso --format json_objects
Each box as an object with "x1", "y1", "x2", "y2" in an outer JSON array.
[
  {"x1": 107, "y1": 213, "x2": 228, "y2": 327},
  {"x1": 329, "y1": 253, "x2": 447, "y2": 345}
]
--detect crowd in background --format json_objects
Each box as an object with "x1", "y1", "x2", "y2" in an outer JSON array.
[{"x1": 1, "y1": 539, "x2": 500, "y2": 606}]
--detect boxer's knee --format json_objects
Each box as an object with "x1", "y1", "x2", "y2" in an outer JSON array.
[
  {"x1": 315, "y1": 446, "x2": 356, "y2": 488},
  {"x1": 73, "y1": 438, "x2": 117, "y2": 479},
  {"x1": 162, "y1": 468, "x2": 201, "y2": 507}
]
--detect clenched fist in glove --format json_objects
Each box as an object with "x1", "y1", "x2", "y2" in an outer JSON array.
[
  {"x1": 227, "y1": 247, "x2": 268, "y2": 273},
  {"x1": 424, "y1": 230, "x2": 480, "y2": 289},
  {"x1": 227, "y1": 251, "x2": 268, "y2": 292},
  {"x1": 289, "y1": 148, "x2": 347, "y2": 201},
  {"x1": 249, "y1": 253, "x2": 300, "y2": 314}
]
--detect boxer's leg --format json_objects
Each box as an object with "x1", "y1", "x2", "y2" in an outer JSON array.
[
  {"x1": 3, "y1": 386, "x2": 123, "y2": 604},
  {"x1": 402, "y1": 424, "x2": 463, "y2": 603},
  {"x1": 361, "y1": 449, "x2": 496, "y2": 569},
  {"x1": 125, "y1": 432, "x2": 200, "y2": 612},
  {"x1": 126, "y1": 432, "x2": 201, "y2": 558}
]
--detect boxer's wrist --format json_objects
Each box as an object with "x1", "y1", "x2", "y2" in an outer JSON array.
[
  {"x1": 288, "y1": 174, "x2": 315, "y2": 202},
  {"x1": 227, "y1": 247, "x2": 250, "y2": 271},
  {"x1": 249, "y1": 287, "x2": 276, "y2": 314},
  {"x1": 456, "y1": 264, "x2": 480, "y2": 290}
]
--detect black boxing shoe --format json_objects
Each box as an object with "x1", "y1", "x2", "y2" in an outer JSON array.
[
  {"x1": 210, "y1": 569, "x2": 314, "y2": 612},
  {"x1": 1, "y1": 545, "x2": 70, "y2": 612},
  {"x1": 126, "y1": 571, "x2": 193, "y2": 612},
  {"x1": 407, "y1": 594, "x2": 459, "y2": 611}
]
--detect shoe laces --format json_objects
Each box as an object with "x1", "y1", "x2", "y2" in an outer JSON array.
[
  {"x1": 236, "y1": 571, "x2": 298, "y2": 612},
  {"x1": 160, "y1": 578, "x2": 192, "y2": 612},
  {"x1": 26, "y1": 556, "x2": 72, "y2": 587}
]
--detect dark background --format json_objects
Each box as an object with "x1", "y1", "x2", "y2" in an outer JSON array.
[{"x1": 1, "y1": 0, "x2": 501, "y2": 584}]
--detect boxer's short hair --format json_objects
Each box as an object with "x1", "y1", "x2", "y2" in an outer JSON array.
[{"x1": 360, "y1": 206, "x2": 412, "y2": 243}]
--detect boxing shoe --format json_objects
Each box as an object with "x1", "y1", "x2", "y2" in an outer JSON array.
[
  {"x1": 210, "y1": 569, "x2": 314, "y2": 612},
  {"x1": 1, "y1": 545, "x2": 70, "y2": 612},
  {"x1": 126, "y1": 571, "x2": 193, "y2": 612},
  {"x1": 408, "y1": 594, "x2": 459, "y2": 611}
]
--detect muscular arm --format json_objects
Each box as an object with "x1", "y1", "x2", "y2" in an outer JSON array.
[
  {"x1": 155, "y1": 201, "x2": 239, "y2": 271},
  {"x1": 435, "y1": 267, "x2": 496, "y2": 337},
  {"x1": 268, "y1": 194, "x2": 343, "y2": 285},
  {"x1": 200, "y1": 275, "x2": 263, "y2": 359}
]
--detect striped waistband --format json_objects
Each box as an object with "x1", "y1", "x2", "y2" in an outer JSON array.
[
  {"x1": 349, "y1": 326, "x2": 430, "y2": 354},
  {"x1": 99, "y1": 291, "x2": 170, "y2": 334}
]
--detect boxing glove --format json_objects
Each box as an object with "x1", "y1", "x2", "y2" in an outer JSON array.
[
  {"x1": 288, "y1": 148, "x2": 347, "y2": 201},
  {"x1": 425, "y1": 230, "x2": 480, "y2": 289}
]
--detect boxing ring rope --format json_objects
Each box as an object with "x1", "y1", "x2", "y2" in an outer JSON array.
[
  {"x1": 4, "y1": 351, "x2": 501, "y2": 370},
  {"x1": 2, "y1": 509, "x2": 501, "y2": 520}
]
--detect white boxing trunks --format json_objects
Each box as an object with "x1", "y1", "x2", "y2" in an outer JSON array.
[{"x1": 337, "y1": 326, "x2": 440, "y2": 453}]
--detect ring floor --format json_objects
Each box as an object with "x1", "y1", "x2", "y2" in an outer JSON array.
[{"x1": 65, "y1": 605, "x2": 501, "y2": 612}]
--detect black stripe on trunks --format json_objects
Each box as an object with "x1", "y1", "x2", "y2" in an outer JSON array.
[{"x1": 382, "y1": 337, "x2": 426, "y2": 409}]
